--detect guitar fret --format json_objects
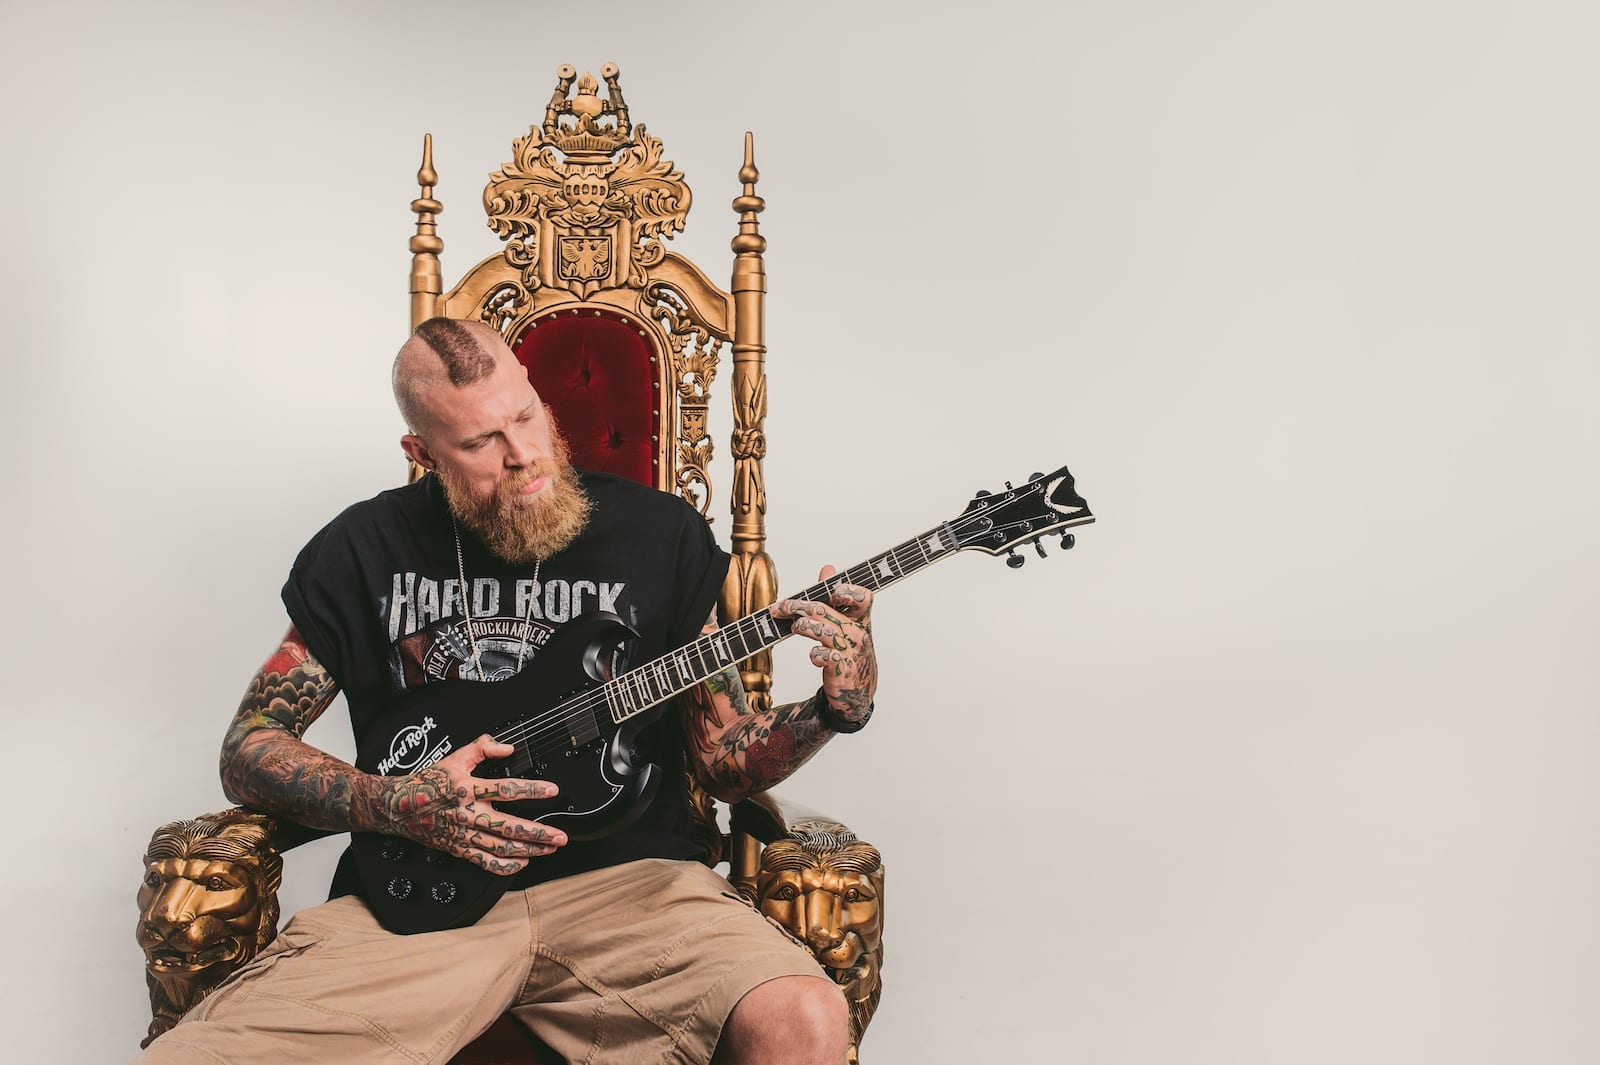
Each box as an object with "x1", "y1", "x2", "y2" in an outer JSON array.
[
  {"x1": 687, "y1": 639, "x2": 709, "y2": 678},
  {"x1": 732, "y1": 619, "x2": 758, "y2": 660},
  {"x1": 755, "y1": 611, "x2": 779, "y2": 642}
]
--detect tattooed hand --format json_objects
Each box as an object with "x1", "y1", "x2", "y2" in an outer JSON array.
[
  {"x1": 358, "y1": 736, "x2": 568, "y2": 876},
  {"x1": 223, "y1": 629, "x2": 564, "y2": 875},
  {"x1": 771, "y1": 565, "x2": 878, "y2": 725}
]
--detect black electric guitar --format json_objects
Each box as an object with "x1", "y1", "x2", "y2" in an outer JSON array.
[{"x1": 352, "y1": 464, "x2": 1094, "y2": 934}]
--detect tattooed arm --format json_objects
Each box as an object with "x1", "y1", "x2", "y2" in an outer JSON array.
[
  {"x1": 219, "y1": 625, "x2": 566, "y2": 876},
  {"x1": 681, "y1": 566, "x2": 878, "y2": 803}
]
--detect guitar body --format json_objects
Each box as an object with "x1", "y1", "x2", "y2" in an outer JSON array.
[{"x1": 350, "y1": 612, "x2": 661, "y2": 934}]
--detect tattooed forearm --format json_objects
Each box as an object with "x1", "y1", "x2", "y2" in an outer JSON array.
[
  {"x1": 685, "y1": 664, "x2": 753, "y2": 759},
  {"x1": 219, "y1": 628, "x2": 345, "y2": 815},
  {"x1": 683, "y1": 676, "x2": 835, "y2": 802},
  {"x1": 684, "y1": 572, "x2": 881, "y2": 800}
]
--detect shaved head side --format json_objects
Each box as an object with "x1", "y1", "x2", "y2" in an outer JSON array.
[{"x1": 393, "y1": 317, "x2": 508, "y2": 435}]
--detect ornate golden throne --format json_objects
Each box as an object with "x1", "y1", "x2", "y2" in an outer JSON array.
[{"x1": 135, "y1": 64, "x2": 884, "y2": 1064}]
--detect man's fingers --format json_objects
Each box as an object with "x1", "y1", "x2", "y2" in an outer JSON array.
[
  {"x1": 775, "y1": 598, "x2": 848, "y2": 628},
  {"x1": 471, "y1": 777, "x2": 559, "y2": 802},
  {"x1": 443, "y1": 734, "x2": 514, "y2": 773},
  {"x1": 464, "y1": 851, "x2": 530, "y2": 876},
  {"x1": 499, "y1": 817, "x2": 567, "y2": 846},
  {"x1": 809, "y1": 645, "x2": 846, "y2": 667},
  {"x1": 465, "y1": 828, "x2": 565, "y2": 858},
  {"x1": 828, "y1": 582, "x2": 873, "y2": 617},
  {"x1": 448, "y1": 800, "x2": 569, "y2": 849}
]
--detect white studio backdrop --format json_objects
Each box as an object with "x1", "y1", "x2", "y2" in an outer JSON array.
[{"x1": 1, "y1": 1, "x2": 1596, "y2": 1062}]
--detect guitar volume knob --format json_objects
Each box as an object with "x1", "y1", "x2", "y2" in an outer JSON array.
[
  {"x1": 387, "y1": 877, "x2": 413, "y2": 900},
  {"x1": 431, "y1": 882, "x2": 458, "y2": 904}
]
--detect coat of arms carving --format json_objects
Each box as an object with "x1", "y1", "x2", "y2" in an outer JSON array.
[{"x1": 484, "y1": 64, "x2": 691, "y2": 299}]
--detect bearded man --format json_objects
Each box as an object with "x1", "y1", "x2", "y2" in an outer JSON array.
[{"x1": 137, "y1": 318, "x2": 879, "y2": 1065}]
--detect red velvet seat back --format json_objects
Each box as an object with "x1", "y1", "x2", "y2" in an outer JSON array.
[{"x1": 511, "y1": 308, "x2": 659, "y2": 488}]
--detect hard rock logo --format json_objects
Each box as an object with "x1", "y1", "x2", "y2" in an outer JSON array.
[{"x1": 378, "y1": 715, "x2": 440, "y2": 775}]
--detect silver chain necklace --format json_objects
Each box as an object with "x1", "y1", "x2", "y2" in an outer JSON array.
[{"x1": 451, "y1": 513, "x2": 540, "y2": 681}]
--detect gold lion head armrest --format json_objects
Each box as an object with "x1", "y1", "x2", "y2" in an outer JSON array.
[
  {"x1": 135, "y1": 808, "x2": 327, "y2": 1048},
  {"x1": 728, "y1": 794, "x2": 884, "y2": 1062}
]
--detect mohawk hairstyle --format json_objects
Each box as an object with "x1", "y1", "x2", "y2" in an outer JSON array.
[
  {"x1": 394, "y1": 316, "x2": 504, "y2": 434},
  {"x1": 412, "y1": 316, "x2": 498, "y2": 385}
]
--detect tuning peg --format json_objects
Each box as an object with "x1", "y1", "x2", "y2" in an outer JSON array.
[
  {"x1": 1005, "y1": 549, "x2": 1025, "y2": 569},
  {"x1": 1034, "y1": 540, "x2": 1048, "y2": 559},
  {"x1": 1059, "y1": 533, "x2": 1075, "y2": 550},
  {"x1": 975, "y1": 489, "x2": 991, "y2": 497},
  {"x1": 1005, "y1": 481, "x2": 1015, "y2": 490},
  {"x1": 1029, "y1": 472, "x2": 1044, "y2": 482}
]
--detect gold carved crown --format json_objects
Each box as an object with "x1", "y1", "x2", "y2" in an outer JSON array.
[{"x1": 542, "y1": 63, "x2": 633, "y2": 161}]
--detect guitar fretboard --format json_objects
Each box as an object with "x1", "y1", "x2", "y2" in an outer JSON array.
[{"x1": 596, "y1": 521, "x2": 963, "y2": 723}]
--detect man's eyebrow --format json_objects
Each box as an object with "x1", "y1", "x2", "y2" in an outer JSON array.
[{"x1": 457, "y1": 402, "x2": 538, "y2": 447}]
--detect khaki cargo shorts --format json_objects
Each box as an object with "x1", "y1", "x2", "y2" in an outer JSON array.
[{"x1": 142, "y1": 858, "x2": 827, "y2": 1065}]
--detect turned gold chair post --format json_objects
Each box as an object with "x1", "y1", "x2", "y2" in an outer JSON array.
[{"x1": 725, "y1": 131, "x2": 778, "y2": 712}]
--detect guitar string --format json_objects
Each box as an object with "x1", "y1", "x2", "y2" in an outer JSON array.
[{"x1": 480, "y1": 503, "x2": 1068, "y2": 763}]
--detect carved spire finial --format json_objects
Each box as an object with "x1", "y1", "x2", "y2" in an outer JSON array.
[
  {"x1": 731, "y1": 132, "x2": 766, "y2": 256},
  {"x1": 409, "y1": 133, "x2": 444, "y2": 328}
]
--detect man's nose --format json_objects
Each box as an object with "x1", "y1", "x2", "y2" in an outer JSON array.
[{"x1": 504, "y1": 433, "x2": 543, "y2": 468}]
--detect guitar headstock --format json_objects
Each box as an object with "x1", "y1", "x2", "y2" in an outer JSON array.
[{"x1": 951, "y1": 465, "x2": 1095, "y2": 566}]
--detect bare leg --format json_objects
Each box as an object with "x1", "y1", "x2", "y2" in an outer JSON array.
[{"x1": 712, "y1": 974, "x2": 849, "y2": 1065}]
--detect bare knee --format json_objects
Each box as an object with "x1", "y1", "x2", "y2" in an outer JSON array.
[{"x1": 716, "y1": 975, "x2": 848, "y2": 1065}]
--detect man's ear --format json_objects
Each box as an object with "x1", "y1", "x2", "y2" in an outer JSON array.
[{"x1": 400, "y1": 433, "x2": 435, "y2": 471}]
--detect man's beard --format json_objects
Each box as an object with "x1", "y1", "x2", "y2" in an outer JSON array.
[{"x1": 437, "y1": 440, "x2": 591, "y2": 565}]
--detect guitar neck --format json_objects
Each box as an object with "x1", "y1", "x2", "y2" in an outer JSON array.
[{"x1": 598, "y1": 520, "x2": 964, "y2": 724}]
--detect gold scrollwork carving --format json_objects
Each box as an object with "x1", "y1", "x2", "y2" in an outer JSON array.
[
  {"x1": 503, "y1": 237, "x2": 541, "y2": 294},
  {"x1": 484, "y1": 65, "x2": 690, "y2": 299},
  {"x1": 731, "y1": 371, "x2": 770, "y2": 519},
  {"x1": 679, "y1": 346, "x2": 720, "y2": 402},
  {"x1": 645, "y1": 281, "x2": 726, "y2": 519},
  {"x1": 731, "y1": 427, "x2": 767, "y2": 459},
  {"x1": 480, "y1": 282, "x2": 526, "y2": 335}
]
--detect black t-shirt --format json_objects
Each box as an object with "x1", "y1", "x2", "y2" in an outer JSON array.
[{"x1": 280, "y1": 469, "x2": 730, "y2": 895}]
